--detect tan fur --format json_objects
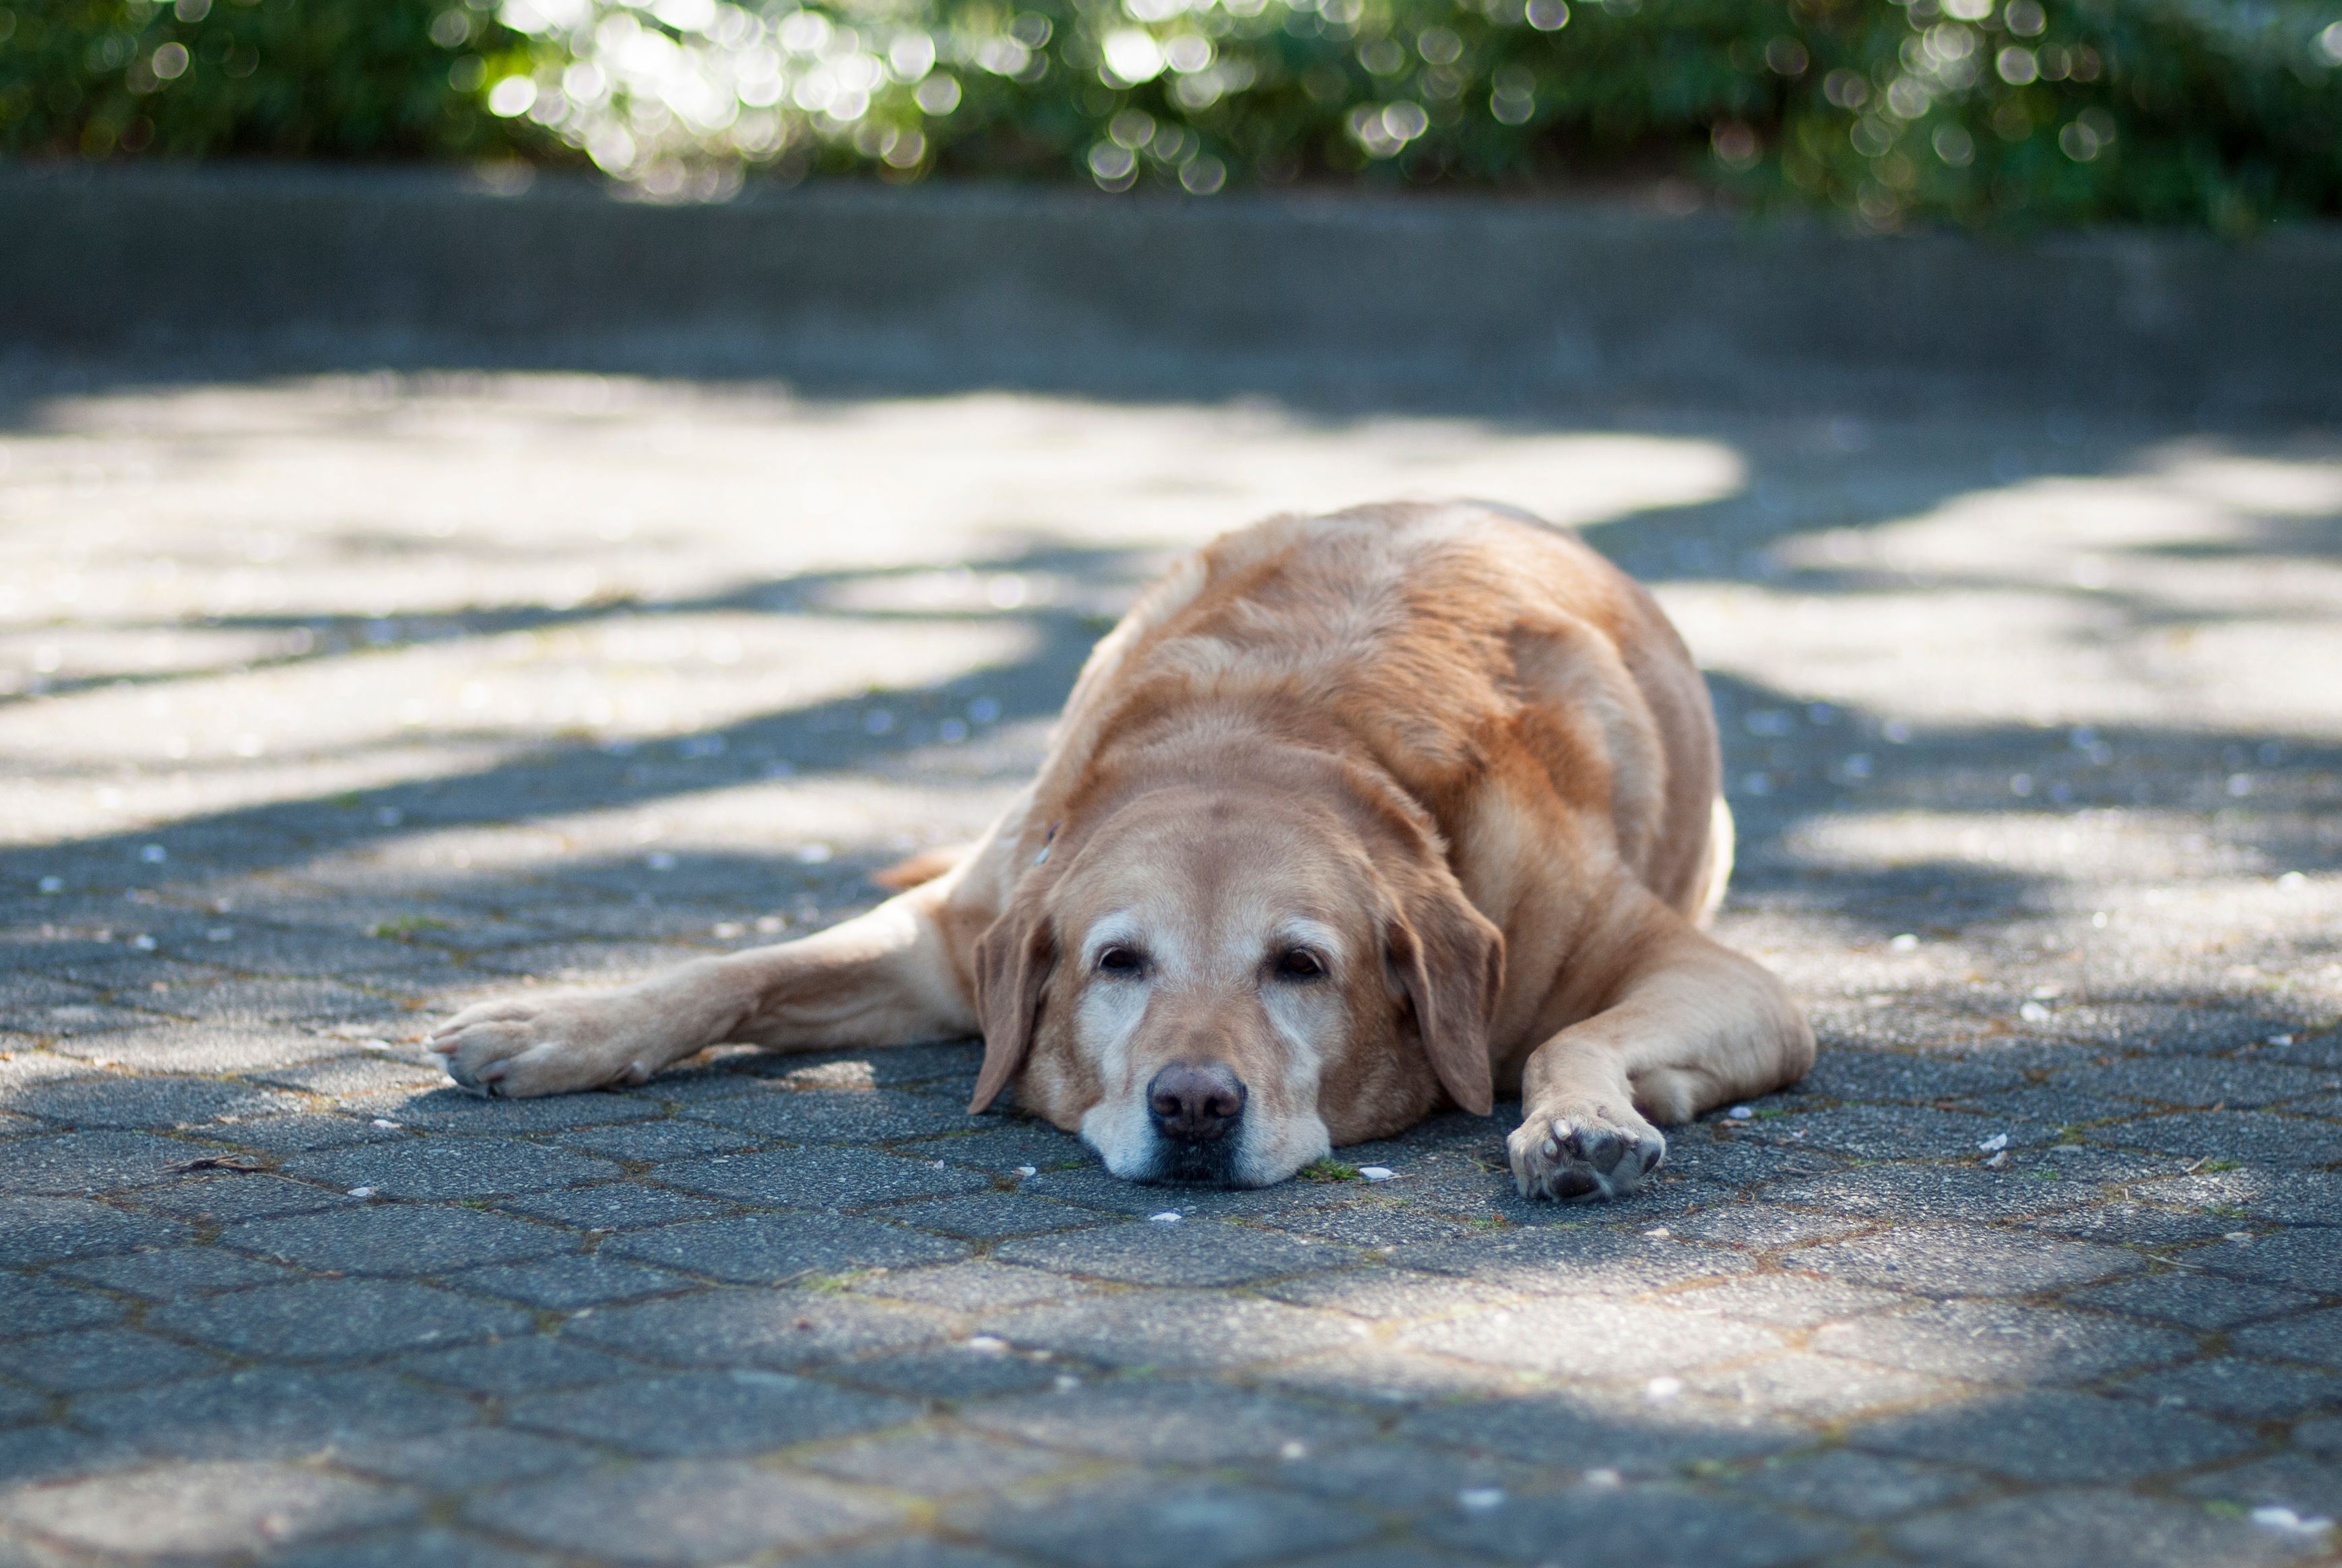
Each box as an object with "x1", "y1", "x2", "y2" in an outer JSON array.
[{"x1": 430, "y1": 502, "x2": 1815, "y2": 1200}]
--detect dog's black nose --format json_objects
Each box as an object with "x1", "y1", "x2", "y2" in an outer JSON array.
[{"x1": 1148, "y1": 1062, "x2": 1247, "y2": 1142}]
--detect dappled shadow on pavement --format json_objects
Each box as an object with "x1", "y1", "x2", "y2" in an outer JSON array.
[{"x1": 0, "y1": 365, "x2": 2338, "y2": 1567}]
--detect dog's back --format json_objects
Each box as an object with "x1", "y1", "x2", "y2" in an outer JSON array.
[{"x1": 1041, "y1": 501, "x2": 1722, "y2": 919}]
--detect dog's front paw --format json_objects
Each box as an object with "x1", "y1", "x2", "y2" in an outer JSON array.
[
  {"x1": 428, "y1": 987, "x2": 697, "y2": 1098},
  {"x1": 1507, "y1": 1105, "x2": 1666, "y2": 1202}
]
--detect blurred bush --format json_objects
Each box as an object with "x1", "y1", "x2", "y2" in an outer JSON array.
[
  {"x1": 7, "y1": 0, "x2": 2341, "y2": 228},
  {"x1": 0, "y1": 0, "x2": 527, "y2": 159}
]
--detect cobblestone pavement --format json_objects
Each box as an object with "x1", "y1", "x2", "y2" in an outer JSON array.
[{"x1": 1, "y1": 362, "x2": 2339, "y2": 1568}]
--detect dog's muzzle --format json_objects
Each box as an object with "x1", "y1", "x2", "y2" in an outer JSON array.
[{"x1": 1143, "y1": 1061, "x2": 1247, "y2": 1184}]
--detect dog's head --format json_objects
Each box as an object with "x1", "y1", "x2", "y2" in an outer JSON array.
[{"x1": 967, "y1": 770, "x2": 1502, "y2": 1187}]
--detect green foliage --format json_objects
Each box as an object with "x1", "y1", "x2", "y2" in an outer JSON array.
[
  {"x1": 7, "y1": 0, "x2": 2341, "y2": 230},
  {"x1": 0, "y1": 0, "x2": 532, "y2": 159}
]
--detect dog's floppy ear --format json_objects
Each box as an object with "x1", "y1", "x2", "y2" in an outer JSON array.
[
  {"x1": 1386, "y1": 872, "x2": 1504, "y2": 1117},
  {"x1": 969, "y1": 883, "x2": 1055, "y2": 1113}
]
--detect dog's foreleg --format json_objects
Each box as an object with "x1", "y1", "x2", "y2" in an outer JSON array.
[
  {"x1": 1506, "y1": 891, "x2": 1813, "y2": 1202},
  {"x1": 429, "y1": 880, "x2": 979, "y2": 1097}
]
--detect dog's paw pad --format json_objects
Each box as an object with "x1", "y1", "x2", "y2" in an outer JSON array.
[{"x1": 1509, "y1": 1115, "x2": 1665, "y2": 1203}]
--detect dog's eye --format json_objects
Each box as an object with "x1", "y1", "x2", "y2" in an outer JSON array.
[
  {"x1": 1097, "y1": 946, "x2": 1144, "y2": 976},
  {"x1": 1274, "y1": 948, "x2": 1326, "y2": 981}
]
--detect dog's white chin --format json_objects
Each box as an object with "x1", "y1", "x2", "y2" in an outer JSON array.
[{"x1": 1082, "y1": 1099, "x2": 1332, "y2": 1187}]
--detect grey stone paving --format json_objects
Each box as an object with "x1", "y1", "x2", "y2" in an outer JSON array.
[{"x1": 1, "y1": 359, "x2": 2339, "y2": 1566}]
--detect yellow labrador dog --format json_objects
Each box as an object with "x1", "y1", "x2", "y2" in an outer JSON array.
[{"x1": 432, "y1": 502, "x2": 1813, "y2": 1201}]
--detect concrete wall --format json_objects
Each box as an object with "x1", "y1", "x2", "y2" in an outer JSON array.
[{"x1": 5, "y1": 164, "x2": 2337, "y2": 416}]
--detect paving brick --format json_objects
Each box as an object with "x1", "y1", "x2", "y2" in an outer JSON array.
[
  {"x1": 1252, "y1": 1266, "x2": 1516, "y2": 1321},
  {"x1": 248, "y1": 1054, "x2": 449, "y2": 1099},
  {"x1": 0, "y1": 1196, "x2": 190, "y2": 1264},
  {"x1": 396, "y1": 1335, "x2": 643, "y2": 1394},
  {"x1": 791, "y1": 1426, "x2": 1079, "y2": 1495},
  {"x1": 195, "y1": 1113, "x2": 403, "y2": 1154},
  {"x1": 684, "y1": 1089, "x2": 981, "y2": 1142},
  {"x1": 1400, "y1": 1297, "x2": 1785, "y2": 1382},
  {"x1": 1261, "y1": 1342, "x2": 1536, "y2": 1407},
  {"x1": 1276, "y1": 1549, "x2": 1482, "y2": 1568},
  {"x1": 1811, "y1": 1299, "x2": 2195, "y2": 1384},
  {"x1": 282, "y1": 1138, "x2": 622, "y2": 1199},
  {"x1": 784, "y1": 1536, "x2": 1040, "y2": 1568},
  {"x1": 2302, "y1": 1418, "x2": 2342, "y2": 1456},
  {"x1": 48, "y1": 1025, "x2": 362, "y2": 1074},
  {"x1": 1254, "y1": 1201, "x2": 1482, "y2": 1249},
  {"x1": 0, "y1": 1134, "x2": 212, "y2": 1196},
  {"x1": 1660, "y1": 1204, "x2": 1875, "y2": 1249},
  {"x1": 2067, "y1": 1270, "x2": 2324, "y2": 1331},
  {"x1": 1684, "y1": 1352, "x2": 1959, "y2": 1423},
  {"x1": 2233, "y1": 1309, "x2": 2342, "y2": 1369},
  {"x1": 1780, "y1": 1222, "x2": 2142, "y2": 1296},
  {"x1": 754, "y1": 1044, "x2": 985, "y2": 1092},
  {"x1": 993, "y1": 1219, "x2": 1349, "y2": 1286},
  {"x1": 849, "y1": 1260, "x2": 1083, "y2": 1312},
  {"x1": 9, "y1": 1076, "x2": 306, "y2": 1130},
  {"x1": 450, "y1": 1252, "x2": 695, "y2": 1308},
  {"x1": 1738, "y1": 1103, "x2": 2031, "y2": 1163},
  {"x1": 0, "y1": 1458, "x2": 418, "y2": 1559},
  {"x1": 981, "y1": 1288, "x2": 1369, "y2": 1371},
  {"x1": 1728, "y1": 1448, "x2": 1984, "y2": 1522},
  {"x1": 877, "y1": 1191, "x2": 1109, "y2": 1239},
  {"x1": 959, "y1": 1380, "x2": 1373, "y2": 1464},
  {"x1": 562, "y1": 1286, "x2": 946, "y2": 1369},
  {"x1": 2097, "y1": 1110, "x2": 2342, "y2": 1169},
  {"x1": 2178, "y1": 1452, "x2": 2342, "y2": 1517},
  {"x1": 950, "y1": 1475, "x2": 1376, "y2": 1568},
  {"x1": 2143, "y1": 1169, "x2": 2342, "y2": 1227},
  {"x1": 1664, "y1": 1272, "x2": 1911, "y2": 1328},
  {"x1": 71, "y1": 1367, "x2": 478, "y2": 1458},
  {"x1": 823, "y1": 1347, "x2": 1070, "y2": 1400},
  {"x1": 1792, "y1": 1049, "x2": 2029, "y2": 1103},
  {"x1": 1394, "y1": 1387, "x2": 1808, "y2": 1474},
  {"x1": 266, "y1": 1524, "x2": 560, "y2": 1568},
  {"x1": 354, "y1": 1086, "x2": 663, "y2": 1133},
  {"x1": 1755, "y1": 1163, "x2": 2081, "y2": 1222},
  {"x1": 1420, "y1": 1483, "x2": 1848, "y2": 1567},
  {"x1": 1889, "y1": 1488, "x2": 2313, "y2": 1568},
  {"x1": 495, "y1": 1182, "x2": 740, "y2": 1231},
  {"x1": 129, "y1": 1173, "x2": 361, "y2": 1225},
  {"x1": 1391, "y1": 1224, "x2": 1756, "y2": 1297},
  {"x1": 555, "y1": 1118, "x2": 762, "y2": 1161},
  {"x1": 330, "y1": 1428, "x2": 601, "y2": 1491},
  {"x1": 652, "y1": 1146, "x2": 994, "y2": 1207},
  {"x1": 1005, "y1": 1165, "x2": 1351, "y2": 1220},
  {"x1": 151, "y1": 1278, "x2": 532, "y2": 1359},
  {"x1": 605, "y1": 1214, "x2": 966, "y2": 1283},
  {"x1": 2023, "y1": 1200, "x2": 2256, "y2": 1245},
  {"x1": 220, "y1": 1204, "x2": 577, "y2": 1274},
  {"x1": 51, "y1": 1245, "x2": 300, "y2": 1299},
  {"x1": 0, "y1": 1281, "x2": 123, "y2": 1338},
  {"x1": 908, "y1": 1123, "x2": 1098, "y2": 1175},
  {"x1": 1600, "y1": 1128, "x2": 1842, "y2": 1194},
  {"x1": 1850, "y1": 1387, "x2": 2254, "y2": 1482},
  {"x1": 0, "y1": 1423, "x2": 141, "y2": 1488},
  {"x1": 1270, "y1": 1440, "x2": 1549, "y2": 1516},
  {"x1": 2097, "y1": 1055, "x2": 2341, "y2": 1109},
  {"x1": 0, "y1": 1329, "x2": 220, "y2": 1394},
  {"x1": 2190, "y1": 1228, "x2": 2342, "y2": 1295},
  {"x1": 507, "y1": 1371, "x2": 920, "y2": 1456},
  {"x1": 0, "y1": 1385, "x2": 53, "y2": 1427},
  {"x1": 2110, "y1": 1357, "x2": 2342, "y2": 1420},
  {"x1": 465, "y1": 1458, "x2": 904, "y2": 1565}
]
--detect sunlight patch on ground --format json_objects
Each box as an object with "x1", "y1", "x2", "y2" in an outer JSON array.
[{"x1": 1663, "y1": 440, "x2": 2342, "y2": 738}]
